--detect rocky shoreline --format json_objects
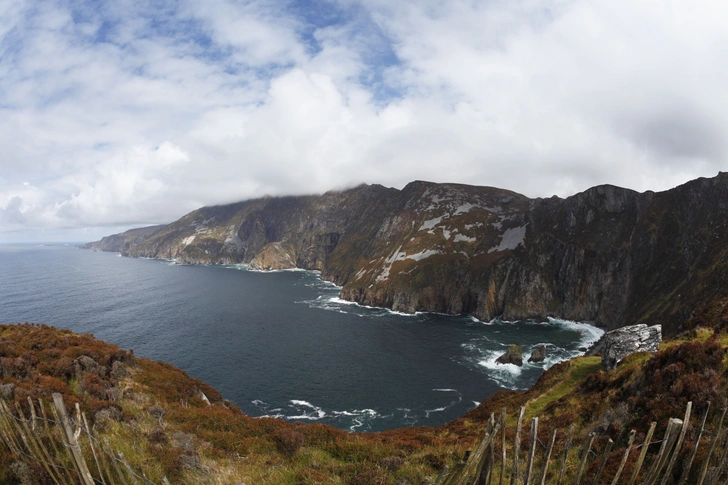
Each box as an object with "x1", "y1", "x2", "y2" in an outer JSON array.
[{"x1": 84, "y1": 173, "x2": 728, "y2": 336}]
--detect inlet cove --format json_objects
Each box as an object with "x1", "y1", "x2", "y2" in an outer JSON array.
[{"x1": 0, "y1": 245, "x2": 601, "y2": 432}]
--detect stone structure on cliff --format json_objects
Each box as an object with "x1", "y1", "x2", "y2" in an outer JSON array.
[{"x1": 602, "y1": 324, "x2": 662, "y2": 370}]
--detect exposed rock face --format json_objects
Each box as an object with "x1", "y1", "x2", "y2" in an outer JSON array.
[
  {"x1": 83, "y1": 173, "x2": 728, "y2": 335},
  {"x1": 249, "y1": 241, "x2": 297, "y2": 270},
  {"x1": 496, "y1": 345, "x2": 523, "y2": 366},
  {"x1": 528, "y1": 345, "x2": 547, "y2": 363},
  {"x1": 602, "y1": 324, "x2": 662, "y2": 370}
]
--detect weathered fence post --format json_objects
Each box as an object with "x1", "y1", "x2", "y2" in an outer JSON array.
[
  {"x1": 500, "y1": 407, "x2": 507, "y2": 485},
  {"x1": 592, "y1": 438, "x2": 613, "y2": 485},
  {"x1": 524, "y1": 418, "x2": 538, "y2": 485},
  {"x1": 610, "y1": 429, "x2": 636, "y2": 485},
  {"x1": 52, "y1": 393, "x2": 96, "y2": 485},
  {"x1": 628, "y1": 422, "x2": 657, "y2": 485},
  {"x1": 660, "y1": 402, "x2": 692, "y2": 485},
  {"x1": 644, "y1": 418, "x2": 682, "y2": 485},
  {"x1": 82, "y1": 411, "x2": 107, "y2": 485},
  {"x1": 511, "y1": 407, "x2": 526, "y2": 485},
  {"x1": 13, "y1": 400, "x2": 63, "y2": 485},
  {"x1": 573, "y1": 433, "x2": 595, "y2": 485},
  {"x1": 678, "y1": 403, "x2": 710, "y2": 485},
  {"x1": 557, "y1": 425, "x2": 575, "y2": 485},
  {"x1": 697, "y1": 407, "x2": 728, "y2": 485},
  {"x1": 538, "y1": 428, "x2": 558, "y2": 485}
]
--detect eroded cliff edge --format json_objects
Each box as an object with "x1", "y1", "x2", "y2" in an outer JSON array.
[{"x1": 83, "y1": 173, "x2": 728, "y2": 335}]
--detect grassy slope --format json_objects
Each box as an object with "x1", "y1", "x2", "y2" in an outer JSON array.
[{"x1": 2, "y1": 310, "x2": 728, "y2": 484}]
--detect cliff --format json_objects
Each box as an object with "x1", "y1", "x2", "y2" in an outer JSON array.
[{"x1": 83, "y1": 173, "x2": 728, "y2": 335}]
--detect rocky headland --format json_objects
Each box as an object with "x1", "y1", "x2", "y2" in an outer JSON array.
[{"x1": 84, "y1": 173, "x2": 728, "y2": 335}]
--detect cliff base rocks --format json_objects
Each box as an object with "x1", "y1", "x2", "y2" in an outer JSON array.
[
  {"x1": 528, "y1": 345, "x2": 547, "y2": 363},
  {"x1": 496, "y1": 345, "x2": 523, "y2": 366},
  {"x1": 602, "y1": 324, "x2": 662, "y2": 370}
]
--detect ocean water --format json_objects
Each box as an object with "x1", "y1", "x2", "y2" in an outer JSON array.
[{"x1": 0, "y1": 244, "x2": 603, "y2": 432}]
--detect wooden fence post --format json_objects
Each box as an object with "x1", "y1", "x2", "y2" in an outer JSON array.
[
  {"x1": 13, "y1": 401, "x2": 63, "y2": 485},
  {"x1": 486, "y1": 413, "x2": 496, "y2": 485},
  {"x1": 697, "y1": 407, "x2": 728, "y2": 485},
  {"x1": 557, "y1": 425, "x2": 575, "y2": 485},
  {"x1": 500, "y1": 408, "x2": 507, "y2": 485},
  {"x1": 573, "y1": 433, "x2": 595, "y2": 485},
  {"x1": 591, "y1": 438, "x2": 613, "y2": 485},
  {"x1": 511, "y1": 407, "x2": 526, "y2": 485},
  {"x1": 82, "y1": 411, "x2": 108, "y2": 485},
  {"x1": 644, "y1": 418, "x2": 681, "y2": 485},
  {"x1": 104, "y1": 438, "x2": 132, "y2": 485},
  {"x1": 0, "y1": 400, "x2": 24, "y2": 456},
  {"x1": 610, "y1": 429, "x2": 636, "y2": 485},
  {"x1": 538, "y1": 428, "x2": 558, "y2": 485},
  {"x1": 678, "y1": 403, "x2": 710, "y2": 485},
  {"x1": 433, "y1": 465, "x2": 450, "y2": 485},
  {"x1": 52, "y1": 393, "x2": 96, "y2": 485},
  {"x1": 660, "y1": 402, "x2": 692, "y2": 485},
  {"x1": 524, "y1": 418, "x2": 538, "y2": 485},
  {"x1": 627, "y1": 422, "x2": 657, "y2": 485},
  {"x1": 44, "y1": 399, "x2": 77, "y2": 485}
]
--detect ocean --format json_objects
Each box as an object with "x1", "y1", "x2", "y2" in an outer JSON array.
[{"x1": 0, "y1": 244, "x2": 603, "y2": 432}]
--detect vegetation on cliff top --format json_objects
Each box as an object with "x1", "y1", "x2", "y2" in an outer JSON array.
[{"x1": 3, "y1": 302, "x2": 728, "y2": 484}]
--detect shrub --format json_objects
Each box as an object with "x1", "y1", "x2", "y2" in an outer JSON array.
[
  {"x1": 80, "y1": 373, "x2": 108, "y2": 400},
  {"x1": 349, "y1": 465, "x2": 392, "y2": 485},
  {"x1": 273, "y1": 428, "x2": 305, "y2": 457},
  {"x1": 148, "y1": 427, "x2": 168, "y2": 444}
]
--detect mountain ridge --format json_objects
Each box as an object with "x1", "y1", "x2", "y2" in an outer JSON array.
[{"x1": 83, "y1": 173, "x2": 728, "y2": 335}]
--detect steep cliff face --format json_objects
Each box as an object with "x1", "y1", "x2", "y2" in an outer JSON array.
[{"x1": 84, "y1": 173, "x2": 728, "y2": 335}]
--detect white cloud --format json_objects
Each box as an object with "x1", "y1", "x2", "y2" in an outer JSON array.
[{"x1": 1, "y1": 0, "x2": 727, "y2": 241}]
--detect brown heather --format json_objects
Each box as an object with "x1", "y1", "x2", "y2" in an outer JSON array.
[{"x1": 2, "y1": 316, "x2": 728, "y2": 484}]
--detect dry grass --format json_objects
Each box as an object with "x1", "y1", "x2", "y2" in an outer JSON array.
[{"x1": 4, "y1": 323, "x2": 728, "y2": 485}]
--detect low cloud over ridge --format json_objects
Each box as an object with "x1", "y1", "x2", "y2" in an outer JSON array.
[{"x1": 1, "y1": 0, "x2": 727, "y2": 240}]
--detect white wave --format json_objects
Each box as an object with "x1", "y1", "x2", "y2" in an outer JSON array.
[
  {"x1": 225, "y1": 264, "x2": 248, "y2": 270},
  {"x1": 472, "y1": 401, "x2": 481, "y2": 407},
  {"x1": 328, "y1": 297, "x2": 359, "y2": 306},
  {"x1": 425, "y1": 406, "x2": 448, "y2": 417},
  {"x1": 290, "y1": 399, "x2": 317, "y2": 408},
  {"x1": 547, "y1": 317, "x2": 604, "y2": 350},
  {"x1": 477, "y1": 350, "x2": 526, "y2": 389},
  {"x1": 433, "y1": 388, "x2": 458, "y2": 392},
  {"x1": 287, "y1": 400, "x2": 327, "y2": 420}
]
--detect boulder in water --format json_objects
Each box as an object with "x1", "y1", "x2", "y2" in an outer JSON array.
[
  {"x1": 528, "y1": 345, "x2": 547, "y2": 363},
  {"x1": 496, "y1": 344, "x2": 523, "y2": 366}
]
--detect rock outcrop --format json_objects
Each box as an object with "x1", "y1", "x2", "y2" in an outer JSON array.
[
  {"x1": 602, "y1": 324, "x2": 662, "y2": 370},
  {"x1": 249, "y1": 241, "x2": 297, "y2": 270},
  {"x1": 496, "y1": 345, "x2": 523, "y2": 366},
  {"x1": 83, "y1": 173, "x2": 728, "y2": 336},
  {"x1": 528, "y1": 345, "x2": 547, "y2": 363}
]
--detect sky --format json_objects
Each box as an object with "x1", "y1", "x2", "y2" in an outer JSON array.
[{"x1": 1, "y1": 0, "x2": 727, "y2": 242}]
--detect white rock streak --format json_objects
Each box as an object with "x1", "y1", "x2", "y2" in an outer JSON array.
[{"x1": 488, "y1": 225, "x2": 527, "y2": 253}]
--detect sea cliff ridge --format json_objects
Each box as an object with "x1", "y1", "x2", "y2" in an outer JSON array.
[{"x1": 84, "y1": 173, "x2": 728, "y2": 336}]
